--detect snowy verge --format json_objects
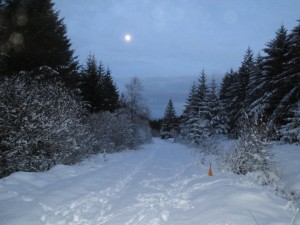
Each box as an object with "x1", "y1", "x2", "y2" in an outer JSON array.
[{"x1": 272, "y1": 143, "x2": 300, "y2": 209}]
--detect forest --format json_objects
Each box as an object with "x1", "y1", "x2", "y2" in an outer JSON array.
[{"x1": 0, "y1": 0, "x2": 299, "y2": 178}]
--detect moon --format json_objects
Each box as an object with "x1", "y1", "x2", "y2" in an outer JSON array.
[{"x1": 124, "y1": 34, "x2": 132, "y2": 42}]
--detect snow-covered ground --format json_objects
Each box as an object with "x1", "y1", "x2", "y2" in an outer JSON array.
[
  {"x1": 273, "y1": 143, "x2": 300, "y2": 210},
  {"x1": 0, "y1": 138, "x2": 298, "y2": 225}
]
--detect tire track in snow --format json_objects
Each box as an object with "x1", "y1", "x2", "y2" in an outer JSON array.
[
  {"x1": 123, "y1": 161, "x2": 199, "y2": 225},
  {"x1": 40, "y1": 155, "x2": 151, "y2": 225}
]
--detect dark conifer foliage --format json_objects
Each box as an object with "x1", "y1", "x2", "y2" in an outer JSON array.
[
  {"x1": 80, "y1": 55, "x2": 119, "y2": 113},
  {"x1": 219, "y1": 69, "x2": 239, "y2": 137},
  {"x1": 0, "y1": 0, "x2": 78, "y2": 87},
  {"x1": 258, "y1": 25, "x2": 291, "y2": 125},
  {"x1": 207, "y1": 78, "x2": 228, "y2": 136},
  {"x1": 218, "y1": 23, "x2": 300, "y2": 142},
  {"x1": 247, "y1": 52, "x2": 264, "y2": 113},
  {"x1": 180, "y1": 70, "x2": 211, "y2": 144},
  {"x1": 80, "y1": 54, "x2": 102, "y2": 113},
  {"x1": 160, "y1": 99, "x2": 178, "y2": 139},
  {"x1": 101, "y1": 68, "x2": 119, "y2": 112}
]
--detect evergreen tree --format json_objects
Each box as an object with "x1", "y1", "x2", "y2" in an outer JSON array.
[
  {"x1": 279, "y1": 100, "x2": 300, "y2": 143},
  {"x1": 180, "y1": 82, "x2": 197, "y2": 142},
  {"x1": 248, "y1": 52, "x2": 265, "y2": 119},
  {"x1": 160, "y1": 99, "x2": 178, "y2": 139},
  {"x1": 101, "y1": 67, "x2": 119, "y2": 112},
  {"x1": 80, "y1": 54, "x2": 103, "y2": 113},
  {"x1": 195, "y1": 70, "x2": 210, "y2": 138},
  {"x1": 239, "y1": 47, "x2": 254, "y2": 110},
  {"x1": 230, "y1": 47, "x2": 255, "y2": 134},
  {"x1": 1, "y1": 0, "x2": 78, "y2": 87},
  {"x1": 207, "y1": 77, "x2": 228, "y2": 136},
  {"x1": 257, "y1": 25, "x2": 290, "y2": 126},
  {"x1": 195, "y1": 69, "x2": 208, "y2": 108},
  {"x1": 219, "y1": 69, "x2": 240, "y2": 137},
  {"x1": 188, "y1": 70, "x2": 209, "y2": 145},
  {"x1": 275, "y1": 21, "x2": 300, "y2": 141},
  {"x1": 220, "y1": 49, "x2": 254, "y2": 137}
]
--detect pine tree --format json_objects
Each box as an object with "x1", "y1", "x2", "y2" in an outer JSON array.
[
  {"x1": 189, "y1": 70, "x2": 210, "y2": 144},
  {"x1": 207, "y1": 77, "x2": 228, "y2": 136},
  {"x1": 180, "y1": 82, "x2": 197, "y2": 142},
  {"x1": 101, "y1": 67, "x2": 119, "y2": 112},
  {"x1": 80, "y1": 54, "x2": 103, "y2": 113},
  {"x1": 239, "y1": 47, "x2": 254, "y2": 110},
  {"x1": 248, "y1": 52, "x2": 265, "y2": 119},
  {"x1": 230, "y1": 47, "x2": 255, "y2": 134},
  {"x1": 160, "y1": 99, "x2": 178, "y2": 139},
  {"x1": 257, "y1": 25, "x2": 290, "y2": 126},
  {"x1": 220, "y1": 69, "x2": 240, "y2": 137},
  {"x1": 275, "y1": 21, "x2": 300, "y2": 142},
  {"x1": 1, "y1": 0, "x2": 78, "y2": 87},
  {"x1": 220, "y1": 49, "x2": 255, "y2": 137},
  {"x1": 279, "y1": 100, "x2": 300, "y2": 143}
]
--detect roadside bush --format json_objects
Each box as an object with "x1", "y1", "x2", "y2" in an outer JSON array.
[
  {"x1": 0, "y1": 73, "x2": 94, "y2": 177},
  {"x1": 224, "y1": 117, "x2": 275, "y2": 184},
  {"x1": 86, "y1": 109, "x2": 135, "y2": 153}
]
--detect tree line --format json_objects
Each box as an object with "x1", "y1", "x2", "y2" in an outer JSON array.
[
  {"x1": 0, "y1": 0, "x2": 151, "y2": 177},
  {"x1": 160, "y1": 22, "x2": 300, "y2": 144}
]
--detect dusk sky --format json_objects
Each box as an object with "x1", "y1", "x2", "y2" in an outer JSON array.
[{"x1": 53, "y1": 0, "x2": 299, "y2": 119}]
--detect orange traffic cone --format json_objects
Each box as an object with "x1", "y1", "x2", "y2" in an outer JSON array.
[{"x1": 208, "y1": 163, "x2": 213, "y2": 176}]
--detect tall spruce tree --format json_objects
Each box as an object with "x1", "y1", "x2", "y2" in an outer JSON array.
[
  {"x1": 180, "y1": 82, "x2": 197, "y2": 142},
  {"x1": 221, "y1": 49, "x2": 254, "y2": 137},
  {"x1": 160, "y1": 99, "x2": 178, "y2": 139},
  {"x1": 276, "y1": 21, "x2": 300, "y2": 142},
  {"x1": 248, "y1": 52, "x2": 265, "y2": 119},
  {"x1": 239, "y1": 47, "x2": 254, "y2": 110},
  {"x1": 101, "y1": 67, "x2": 119, "y2": 112},
  {"x1": 207, "y1": 77, "x2": 228, "y2": 136},
  {"x1": 257, "y1": 25, "x2": 290, "y2": 126},
  {"x1": 229, "y1": 48, "x2": 255, "y2": 134},
  {"x1": 1, "y1": 0, "x2": 78, "y2": 87},
  {"x1": 219, "y1": 69, "x2": 240, "y2": 137},
  {"x1": 187, "y1": 70, "x2": 209, "y2": 144},
  {"x1": 80, "y1": 54, "x2": 103, "y2": 113}
]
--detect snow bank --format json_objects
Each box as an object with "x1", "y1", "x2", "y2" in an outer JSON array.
[
  {"x1": 272, "y1": 143, "x2": 300, "y2": 208},
  {"x1": 0, "y1": 139, "x2": 296, "y2": 224}
]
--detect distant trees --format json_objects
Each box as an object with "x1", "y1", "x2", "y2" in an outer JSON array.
[
  {"x1": 160, "y1": 99, "x2": 179, "y2": 139},
  {"x1": 179, "y1": 21, "x2": 300, "y2": 147}
]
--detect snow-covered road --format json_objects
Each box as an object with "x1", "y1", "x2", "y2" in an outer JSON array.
[{"x1": 0, "y1": 138, "x2": 295, "y2": 224}]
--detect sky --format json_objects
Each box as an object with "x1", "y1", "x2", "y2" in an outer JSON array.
[{"x1": 53, "y1": 0, "x2": 300, "y2": 119}]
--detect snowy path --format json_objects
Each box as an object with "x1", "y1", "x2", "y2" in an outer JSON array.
[{"x1": 0, "y1": 138, "x2": 295, "y2": 225}]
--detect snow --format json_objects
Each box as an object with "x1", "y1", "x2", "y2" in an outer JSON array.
[
  {"x1": 273, "y1": 143, "x2": 300, "y2": 208},
  {"x1": 0, "y1": 138, "x2": 297, "y2": 225}
]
